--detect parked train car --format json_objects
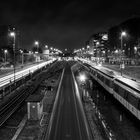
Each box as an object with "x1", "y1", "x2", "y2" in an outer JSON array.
[
  {"x1": 113, "y1": 77, "x2": 140, "y2": 120},
  {"x1": 96, "y1": 70, "x2": 114, "y2": 94},
  {"x1": 83, "y1": 63, "x2": 140, "y2": 120},
  {"x1": 87, "y1": 66, "x2": 114, "y2": 94}
]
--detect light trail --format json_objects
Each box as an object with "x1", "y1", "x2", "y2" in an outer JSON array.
[{"x1": 0, "y1": 59, "x2": 56, "y2": 88}]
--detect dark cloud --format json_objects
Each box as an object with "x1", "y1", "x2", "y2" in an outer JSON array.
[{"x1": 0, "y1": 0, "x2": 140, "y2": 50}]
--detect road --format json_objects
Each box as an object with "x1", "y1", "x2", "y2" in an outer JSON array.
[{"x1": 47, "y1": 62, "x2": 91, "y2": 140}]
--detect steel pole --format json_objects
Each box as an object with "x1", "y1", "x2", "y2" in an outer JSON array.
[
  {"x1": 5, "y1": 52, "x2": 6, "y2": 63},
  {"x1": 121, "y1": 35, "x2": 123, "y2": 76},
  {"x1": 22, "y1": 53, "x2": 24, "y2": 66},
  {"x1": 13, "y1": 35, "x2": 16, "y2": 84}
]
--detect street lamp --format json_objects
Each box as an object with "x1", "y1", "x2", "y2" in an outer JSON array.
[
  {"x1": 96, "y1": 41, "x2": 100, "y2": 64},
  {"x1": 4, "y1": 49, "x2": 8, "y2": 63},
  {"x1": 79, "y1": 73, "x2": 86, "y2": 83},
  {"x1": 120, "y1": 31, "x2": 126, "y2": 76},
  {"x1": 45, "y1": 45, "x2": 48, "y2": 49},
  {"x1": 34, "y1": 41, "x2": 39, "y2": 63},
  {"x1": 79, "y1": 73, "x2": 87, "y2": 101},
  {"x1": 34, "y1": 41, "x2": 39, "y2": 53},
  {"x1": 20, "y1": 50, "x2": 24, "y2": 66},
  {"x1": 10, "y1": 32, "x2": 16, "y2": 84},
  {"x1": 96, "y1": 91, "x2": 100, "y2": 114}
]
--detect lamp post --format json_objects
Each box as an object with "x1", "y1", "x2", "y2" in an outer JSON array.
[
  {"x1": 35, "y1": 41, "x2": 39, "y2": 53},
  {"x1": 4, "y1": 49, "x2": 8, "y2": 63},
  {"x1": 96, "y1": 91, "x2": 99, "y2": 114},
  {"x1": 96, "y1": 41, "x2": 100, "y2": 64},
  {"x1": 35, "y1": 41, "x2": 39, "y2": 63},
  {"x1": 87, "y1": 45, "x2": 90, "y2": 49},
  {"x1": 10, "y1": 32, "x2": 16, "y2": 84},
  {"x1": 120, "y1": 31, "x2": 126, "y2": 76},
  {"x1": 20, "y1": 50, "x2": 24, "y2": 67},
  {"x1": 45, "y1": 45, "x2": 48, "y2": 49},
  {"x1": 79, "y1": 73, "x2": 87, "y2": 101}
]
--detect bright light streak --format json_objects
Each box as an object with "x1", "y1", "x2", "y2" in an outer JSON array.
[{"x1": 0, "y1": 59, "x2": 56, "y2": 88}]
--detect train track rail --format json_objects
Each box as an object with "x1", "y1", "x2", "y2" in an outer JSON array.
[
  {"x1": 0, "y1": 84, "x2": 35, "y2": 127},
  {"x1": 0, "y1": 60, "x2": 61, "y2": 128}
]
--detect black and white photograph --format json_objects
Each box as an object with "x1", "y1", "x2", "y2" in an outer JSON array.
[{"x1": 0, "y1": 0, "x2": 140, "y2": 140}]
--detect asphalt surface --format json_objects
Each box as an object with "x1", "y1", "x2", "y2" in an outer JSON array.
[{"x1": 47, "y1": 62, "x2": 91, "y2": 140}]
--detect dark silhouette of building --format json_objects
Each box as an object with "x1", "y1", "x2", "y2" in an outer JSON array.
[
  {"x1": 108, "y1": 17, "x2": 140, "y2": 59},
  {"x1": 0, "y1": 25, "x2": 15, "y2": 49},
  {"x1": 0, "y1": 25, "x2": 19, "y2": 63}
]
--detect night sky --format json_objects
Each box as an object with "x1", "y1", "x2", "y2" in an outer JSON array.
[{"x1": 0, "y1": 0, "x2": 140, "y2": 51}]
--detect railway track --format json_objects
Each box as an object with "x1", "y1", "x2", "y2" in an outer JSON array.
[
  {"x1": 0, "y1": 84, "x2": 35, "y2": 127},
  {"x1": 0, "y1": 61, "x2": 69, "y2": 140},
  {"x1": 0, "y1": 62, "x2": 56, "y2": 127},
  {"x1": 0, "y1": 60, "x2": 65, "y2": 128}
]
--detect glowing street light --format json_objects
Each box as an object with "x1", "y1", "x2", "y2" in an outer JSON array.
[
  {"x1": 35, "y1": 41, "x2": 39, "y2": 45},
  {"x1": 79, "y1": 73, "x2": 89, "y2": 101},
  {"x1": 121, "y1": 31, "x2": 126, "y2": 37},
  {"x1": 10, "y1": 31, "x2": 16, "y2": 84},
  {"x1": 134, "y1": 46, "x2": 137, "y2": 53},
  {"x1": 20, "y1": 50, "x2": 24, "y2": 66},
  {"x1": 20, "y1": 49, "x2": 23, "y2": 53},
  {"x1": 4, "y1": 50, "x2": 8, "y2": 63},
  {"x1": 34, "y1": 41, "x2": 39, "y2": 53},
  {"x1": 79, "y1": 74, "x2": 86, "y2": 82},
  {"x1": 45, "y1": 45, "x2": 48, "y2": 49},
  {"x1": 96, "y1": 41, "x2": 100, "y2": 46},
  {"x1": 34, "y1": 41, "x2": 40, "y2": 63},
  {"x1": 10, "y1": 32, "x2": 15, "y2": 37},
  {"x1": 28, "y1": 50, "x2": 32, "y2": 54},
  {"x1": 115, "y1": 49, "x2": 118, "y2": 54},
  {"x1": 120, "y1": 31, "x2": 127, "y2": 76},
  {"x1": 87, "y1": 45, "x2": 90, "y2": 49}
]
